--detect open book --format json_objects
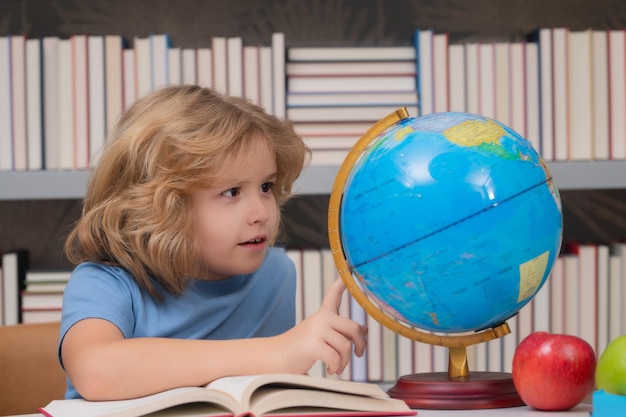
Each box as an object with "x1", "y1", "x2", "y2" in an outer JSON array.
[{"x1": 39, "y1": 373, "x2": 417, "y2": 417}]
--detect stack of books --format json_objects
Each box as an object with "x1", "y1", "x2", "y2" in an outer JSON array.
[{"x1": 285, "y1": 45, "x2": 419, "y2": 166}]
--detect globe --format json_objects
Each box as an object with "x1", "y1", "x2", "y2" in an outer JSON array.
[{"x1": 330, "y1": 111, "x2": 563, "y2": 337}]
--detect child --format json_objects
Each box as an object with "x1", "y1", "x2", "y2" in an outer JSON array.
[{"x1": 60, "y1": 85, "x2": 367, "y2": 401}]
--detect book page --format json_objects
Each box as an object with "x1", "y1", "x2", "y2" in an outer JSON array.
[
  {"x1": 41, "y1": 387, "x2": 236, "y2": 417},
  {"x1": 206, "y1": 374, "x2": 390, "y2": 412}
]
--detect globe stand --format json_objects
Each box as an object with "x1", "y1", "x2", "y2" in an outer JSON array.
[
  {"x1": 386, "y1": 331, "x2": 524, "y2": 410},
  {"x1": 327, "y1": 108, "x2": 525, "y2": 410}
]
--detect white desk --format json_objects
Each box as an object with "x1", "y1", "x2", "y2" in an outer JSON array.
[{"x1": 7, "y1": 403, "x2": 593, "y2": 417}]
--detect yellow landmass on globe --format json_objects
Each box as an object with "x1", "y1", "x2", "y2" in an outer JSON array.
[{"x1": 443, "y1": 119, "x2": 505, "y2": 147}]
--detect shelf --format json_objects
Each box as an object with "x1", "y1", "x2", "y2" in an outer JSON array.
[{"x1": 1, "y1": 161, "x2": 625, "y2": 200}]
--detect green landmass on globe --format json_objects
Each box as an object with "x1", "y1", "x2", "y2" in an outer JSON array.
[{"x1": 338, "y1": 112, "x2": 562, "y2": 334}]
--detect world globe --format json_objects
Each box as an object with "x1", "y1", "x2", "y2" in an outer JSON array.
[{"x1": 328, "y1": 110, "x2": 563, "y2": 339}]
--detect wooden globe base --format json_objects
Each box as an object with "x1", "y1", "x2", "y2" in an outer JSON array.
[{"x1": 387, "y1": 371, "x2": 524, "y2": 410}]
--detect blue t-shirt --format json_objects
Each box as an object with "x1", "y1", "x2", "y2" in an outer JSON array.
[{"x1": 59, "y1": 247, "x2": 296, "y2": 399}]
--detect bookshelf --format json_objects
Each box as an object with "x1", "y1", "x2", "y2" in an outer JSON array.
[{"x1": 1, "y1": 161, "x2": 626, "y2": 200}]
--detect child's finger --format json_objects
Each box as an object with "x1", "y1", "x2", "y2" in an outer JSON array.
[{"x1": 320, "y1": 278, "x2": 346, "y2": 314}]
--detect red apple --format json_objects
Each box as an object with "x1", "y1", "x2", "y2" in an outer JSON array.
[{"x1": 512, "y1": 331, "x2": 596, "y2": 411}]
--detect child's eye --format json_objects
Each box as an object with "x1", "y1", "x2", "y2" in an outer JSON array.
[
  {"x1": 261, "y1": 182, "x2": 274, "y2": 194},
  {"x1": 222, "y1": 188, "x2": 240, "y2": 198}
]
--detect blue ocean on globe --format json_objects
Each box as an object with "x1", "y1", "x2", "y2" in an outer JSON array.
[{"x1": 340, "y1": 112, "x2": 563, "y2": 333}]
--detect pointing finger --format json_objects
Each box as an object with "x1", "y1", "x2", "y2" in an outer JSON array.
[{"x1": 320, "y1": 278, "x2": 346, "y2": 313}]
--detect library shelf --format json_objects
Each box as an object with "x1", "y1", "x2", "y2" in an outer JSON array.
[{"x1": 1, "y1": 161, "x2": 625, "y2": 200}]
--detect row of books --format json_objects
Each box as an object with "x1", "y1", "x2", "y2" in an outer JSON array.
[
  {"x1": 413, "y1": 27, "x2": 626, "y2": 163},
  {"x1": 0, "y1": 250, "x2": 70, "y2": 325},
  {"x1": 1, "y1": 241, "x2": 625, "y2": 381},
  {"x1": 285, "y1": 45, "x2": 419, "y2": 166},
  {"x1": 2, "y1": 27, "x2": 626, "y2": 174},
  {"x1": 0, "y1": 32, "x2": 286, "y2": 172}
]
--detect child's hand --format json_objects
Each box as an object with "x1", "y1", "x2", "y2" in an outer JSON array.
[{"x1": 275, "y1": 279, "x2": 368, "y2": 375}]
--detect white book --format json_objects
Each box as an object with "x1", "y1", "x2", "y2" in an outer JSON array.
[
  {"x1": 608, "y1": 244, "x2": 624, "y2": 341},
  {"x1": 509, "y1": 42, "x2": 526, "y2": 138},
  {"x1": 288, "y1": 76, "x2": 417, "y2": 94},
  {"x1": 486, "y1": 337, "x2": 503, "y2": 373},
  {"x1": 538, "y1": 28, "x2": 554, "y2": 161},
  {"x1": 494, "y1": 42, "x2": 510, "y2": 126},
  {"x1": 21, "y1": 291, "x2": 64, "y2": 310},
  {"x1": 592, "y1": 30, "x2": 610, "y2": 160},
  {"x1": 292, "y1": 122, "x2": 372, "y2": 137},
  {"x1": 41, "y1": 373, "x2": 414, "y2": 417},
  {"x1": 337, "y1": 285, "x2": 352, "y2": 381},
  {"x1": 57, "y1": 38, "x2": 74, "y2": 170},
  {"x1": 478, "y1": 42, "x2": 496, "y2": 119},
  {"x1": 72, "y1": 34, "x2": 90, "y2": 170},
  {"x1": 413, "y1": 339, "x2": 432, "y2": 374},
  {"x1": 525, "y1": 41, "x2": 541, "y2": 154},
  {"x1": 397, "y1": 335, "x2": 413, "y2": 377},
  {"x1": 447, "y1": 43, "x2": 466, "y2": 112},
  {"x1": 287, "y1": 105, "x2": 418, "y2": 123},
  {"x1": 25, "y1": 37, "x2": 43, "y2": 170},
  {"x1": 301, "y1": 249, "x2": 324, "y2": 378},
  {"x1": 212, "y1": 37, "x2": 228, "y2": 94},
  {"x1": 243, "y1": 46, "x2": 260, "y2": 105},
  {"x1": 88, "y1": 35, "x2": 106, "y2": 166},
  {"x1": 568, "y1": 30, "x2": 593, "y2": 161},
  {"x1": 432, "y1": 32, "x2": 449, "y2": 112},
  {"x1": 181, "y1": 48, "x2": 196, "y2": 85},
  {"x1": 608, "y1": 30, "x2": 626, "y2": 159},
  {"x1": 550, "y1": 256, "x2": 565, "y2": 334},
  {"x1": 320, "y1": 248, "x2": 340, "y2": 379},
  {"x1": 2, "y1": 251, "x2": 27, "y2": 325},
  {"x1": 286, "y1": 61, "x2": 417, "y2": 77},
  {"x1": 303, "y1": 136, "x2": 360, "y2": 150},
  {"x1": 25, "y1": 269, "x2": 72, "y2": 282},
  {"x1": 150, "y1": 33, "x2": 170, "y2": 90},
  {"x1": 563, "y1": 254, "x2": 579, "y2": 336},
  {"x1": 465, "y1": 43, "x2": 480, "y2": 114},
  {"x1": 196, "y1": 48, "x2": 213, "y2": 89},
  {"x1": 285, "y1": 249, "x2": 303, "y2": 324},
  {"x1": 105, "y1": 35, "x2": 124, "y2": 134},
  {"x1": 10, "y1": 35, "x2": 27, "y2": 171},
  {"x1": 503, "y1": 315, "x2": 518, "y2": 373},
  {"x1": 576, "y1": 244, "x2": 597, "y2": 352},
  {"x1": 21, "y1": 309, "x2": 62, "y2": 324},
  {"x1": 416, "y1": 29, "x2": 433, "y2": 116},
  {"x1": 226, "y1": 37, "x2": 243, "y2": 97},
  {"x1": 366, "y1": 314, "x2": 383, "y2": 382},
  {"x1": 287, "y1": 91, "x2": 418, "y2": 107},
  {"x1": 271, "y1": 33, "x2": 286, "y2": 117},
  {"x1": 552, "y1": 27, "x2": 569, "y2": 161},
  {"x1": 432, "y1": 345, "x2": 447, "y2": 373},
  {"x1": 309, "y1": 149, "x2": 350, "y2": 166},
  {"x1": 258, "y1": 46, "x2": 273, "y2": 114},
  {"x1": 167, "y1": 47, "x2": 182, "y2": 85},
  {"x1": 381, "y1": 326, "x2": 398, "y2": 382},
  {"x1": 596, "y1": 244, "x2": 610, "y2": 356},
  {"x1": 134, "y1": 36, "x2": 151, "y2": 98},
  {"x1": 349, "y1": 296, "x2": 367, "y2": 382},
  {"x1": 42, "y1": 36, "x2": 59, "y2": 170},
  {"x1": 516, "y1": 302, "x2": 533, "y2": 349},
  {"x1": 287, "y1": 46, "x2": 416, "y2": 62},
  {"x1": 122, "y1": 48, "x2": 137, "y2": 110},
  {"x1": 0, "y1": 36, "x2": 13, "y2": 171},
  {"x1": 532, "y1": 278, "x2": 551, "y2": 333}
]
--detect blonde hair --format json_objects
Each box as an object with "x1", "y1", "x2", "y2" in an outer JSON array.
[{"x1": 65, "y1": 85, "x2": 310, "y2": 298}]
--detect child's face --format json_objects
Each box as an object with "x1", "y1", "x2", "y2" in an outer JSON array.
[{"x1": 191, "y1": 139, "x2": 279, "y2": 280}]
